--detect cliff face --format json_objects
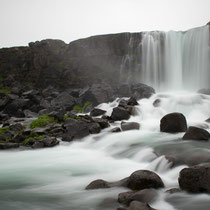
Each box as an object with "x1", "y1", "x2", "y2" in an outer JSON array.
[{"x1": 0, "y1": 33, "x2": 142, "y2": 90}]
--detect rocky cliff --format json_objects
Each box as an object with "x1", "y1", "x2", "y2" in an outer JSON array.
[{"x1": 0, "y1": 33, "x2": 142, "y2": 90}]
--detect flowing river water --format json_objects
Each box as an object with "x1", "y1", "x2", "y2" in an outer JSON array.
[{"x1": 1, "y1": 92, "x2": 210, "y2": 210}]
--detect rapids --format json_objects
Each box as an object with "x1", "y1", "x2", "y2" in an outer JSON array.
[{"x1": 1, "y1": 92, "x2": 210, "y2": 210}]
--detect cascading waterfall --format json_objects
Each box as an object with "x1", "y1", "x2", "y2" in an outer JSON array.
[{"x1": 140, "y1": 25, "x2": 210, "y2": 91}]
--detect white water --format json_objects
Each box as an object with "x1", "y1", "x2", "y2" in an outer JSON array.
[
  {"x1": 140, "y1": 26, "x2": 210, "y2": 91},
  {"x1": 1, "y1": 92, "x2": 210, "y2": 210}
]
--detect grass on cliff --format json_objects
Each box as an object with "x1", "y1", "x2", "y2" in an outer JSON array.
[
  {"x1": 0, "y1": 126, "x2": 9, "y2": 135},
  {"x1": 22, "y1": 135, "x2": 45, "y2": 145},
  {"x1": 30, "y1": 115, "x2": 56, "y2": 129},
  {"x1": 0, "y1": 85, "x2": 11, "y2": 94},
  {"x1": 73, "y1": 101, "x2": 92, "y2": 113}
]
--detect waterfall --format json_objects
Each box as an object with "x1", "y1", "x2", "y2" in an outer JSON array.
[{"x1": 139, "y1": 25, "x2": 210, "y2": 91}]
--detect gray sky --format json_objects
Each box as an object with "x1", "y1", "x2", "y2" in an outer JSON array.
[{"x1": 0, "y1": 0, "x2": 209, "y2": 48}]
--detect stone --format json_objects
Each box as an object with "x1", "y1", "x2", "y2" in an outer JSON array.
[
  {"x1": 182, "y1": 126, "x2": 209, "y2": 141},
  {"x1": 128, "y1": 201, "x2": 156, "y2": 210},
  {"x1": 62, "y1": 118, "x2": 90, "y2": 141},
  {"x1": 111, "y1": 127, "x2": 121, "y2": 132},
  {"x1": 121, "y1": 122, "x2": 140, "y2": 131},
  {"x1": 179, "y1": 164, "x2": 210, "y2": 193},
  {"x1": 127, "y1": 170, "x2": 164, "y2": 191},
  {"x1": 0, "y1": 143, "x2": 19, "y2": 149},
  {"x1": 42, "y1": 136, "x2": 59, "y2": 147},
  {"x1": 85, "y1": 179, "x2": 111, "y2": 190},
  {"x1": 153, "y1": 99, "x2": 161, "y2": 107},
  {"x1": 111, "y1": 107, "x2": 130, "y2": 121},
  {"x1": 127, "y1": 97, "x2": 139, "y2": 106},
  {"x1": 88, "y1": 122, "x2": 101, "y2": 134},
  {"x1": 32, "y1": 141, "x2": 45, "y2": 148},
  {"x1": 51, "y1": 91, "x2": 75, "y2": 110},
  {"x1": 9, "y1": 123, "x2": 23, "y2": 132},
  {"x1": 93, "y1": 118, "x2": 109, "y2": 129},
  {"x1": 160, "y1": 112, "x2": 187, "y2": 133},
  {"x1": 3, "y1": 102, "x2": 25, "y2": 118},
  {"x1": 198, "y1": 88, "x2": 210, "y2": 95},
  {"x1": 131, "y1": 83, "x2": 155, "y2": 100},
  {"x1": 118, "y1": 189, "x2": 157, "y2": 206},
  {"x1": 90, "y1": 108, "x2": 106, "y2": 117}
]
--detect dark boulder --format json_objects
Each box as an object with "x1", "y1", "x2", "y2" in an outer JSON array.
[
  {"x1": 32, "y1": 141, "x2": 45, "y2": 149},
  {"x1": 128, "y1": 201, "x2": 157, "y2": 210},
  {"x1": 179, "y1": 164, "x2": 210, "y2": 193},
  {"x1": 121, "y1": 122, "x2": 140, "y2": 131},
  {"x1": 0, "y1": 143, "x2": 19, "y2": 149},
  {"x1": 206, "y1": 118, "x2": 210, "y2": 123},
  {"x1": 88, "y1": 122, "x2": 101, "y2": 134},
  {"x1": 79, "y1": 82, "x2": 114, "y2": 106},
  {"x1": 3, "y1": 102, "x2": 25, "y2": 118},
  {"x1": 42, "y1": 136, "x2": 59, "y2": 147},
  {"x1": 111, "y1": 107, "x2": 130, "y2": 121},
  {"x1": 93, "y1": 118, "x2": 109, "y2": 129},
  {"x1": 127, "y1": 170, "x2": 164, "y2": 191},
  {"x1": 9, "y1": 123, "x2": 24, "y2": 132},
  {"x1": 118, "y1": 189, "x2": 157, "y2": 206},
  {"x1": 85, "y1": 179, "x2": 111, "y2": 190},
  {"x1": 160, "y1": 112, "x2": 187, "y2": 133},
  {"x1": 183, "y1": 126, "x2": 209, "y2": 141},
  {"x1": 51, "y1": 91, "x2": 75, "y2": 110},
  {"x1": 131, "y1": 83, "x2": 155, "y2": 100},
  {"x1": 111, "y1": 127, "x2": 121, "y2": 132},
  {"x1": 127, "y1": 97, "x2": 139, "y2": 106},
  {"x1": 153, "y1": 99, "x2": 161, "y2": 107},
  {"x1": 198, "y1": 88, "x2": 210, "y2": 95},
  {"x1": 62, "y1": 118, "x2": 90, "y2": 141},
  {"x1": 90, "y1": 108, "x2": 106, "y2": 117}
]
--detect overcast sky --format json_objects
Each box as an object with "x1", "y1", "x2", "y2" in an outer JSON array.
[{"x1": 0, "y1": 0, "x2": 209, "y2": 48}]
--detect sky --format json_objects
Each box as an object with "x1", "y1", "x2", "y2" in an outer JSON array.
[{"x1": 0, "y1": 0, "x2": 209, "y2": 48}]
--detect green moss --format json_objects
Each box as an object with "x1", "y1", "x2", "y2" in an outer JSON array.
[
  {"x1": 30, "y1": 115, "x2": 56, "y2": 129},
  {"x1": 0, "y1": 127, "x2": 9, "y2": 135},
  {"x1": 73, "y1": 101, "x2": 92, "y2": 113},
  {"x1": 0, "y1": 85, "x2": 11, "y2": 94},
  {"x1": 22, "y1": 135, "x2": 45, "y2": 145}
]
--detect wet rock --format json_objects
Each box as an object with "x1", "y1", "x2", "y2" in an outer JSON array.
[
  {"x1": 131, "y1": 83, "x2": 155, "y2": 100},
  {"x1": 51, "y1": 91, "x2": 75, "y2": 110},
  {"x1": 206, "y1": 118, "x2": 210, "y2": 123},
  {"x1": 127, "y1": 170, "x2": 164, "y2": 191},
  {"x1": 179, "y1": 164, "x2": 210, "y2": 193},
  {"x1": 48, "y1": 110, "x2": 65, "y2": 122},
  {"x1": 32, "y1": 141, "x2": 45, "y2": 148},
  {"x1": 62, "y1": 118, "x2": 90, "y2": 141},
  {"x1": 160, "y1": 112, "x2": 187, "y2": 133},
  {"x1": 0, "y1": 143, "x2": 19, "y2": 149},
  {"x1": 93, "y1": 118, "x2": 109, "y2": 129},
  {"x1": 90, "y1": 108, "x2": 106, "y2": 117},
  {"x1": 198, "y1": 88, "x2": 210, "y2": 95},
  {"x1": 24, "y1": 109, "x2": 38, "y2": 118},
  {"x1": 118, "y1": 189, "x2": 157, "y2": 206},
  {"x1": 153, "y1": 99, "x2": 161, "y2": 107},
  {"x1": 127, "y1": 97, "x2": 139, "y2": 106},
  {"x1": 128, "y1": 201, "x2": 157, "y2": 210},
  {"x1": 111, "y1": 107, "x2": 130, "y2": 121},
  {"x1": 111, "y1": 127, "x2": 121, "y2": 132},
  {"x1": 182, "y1": 126, "x2": 209, "y2": 141},
  {"x1": 85, "y1": 179, "x2": 111, "y2": 190},
  {"x1": 3, "y1": 102, "x2": 25, "y2": 118},
  {"x1": 121, "y1": 122, "x2": 140, "y2": 131},
  {"x1": 88, "y1": 122, "x2": 101, "y2": 134},
  {"x1": 42, "y1": 136, "x2": 59, "y2": 147},
  {"x1": 165, "y1": 188, "x2": 181, "y2": 194},
  {"x1": 9, "y1": 123, "x2": 23, "y2": 132}
]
